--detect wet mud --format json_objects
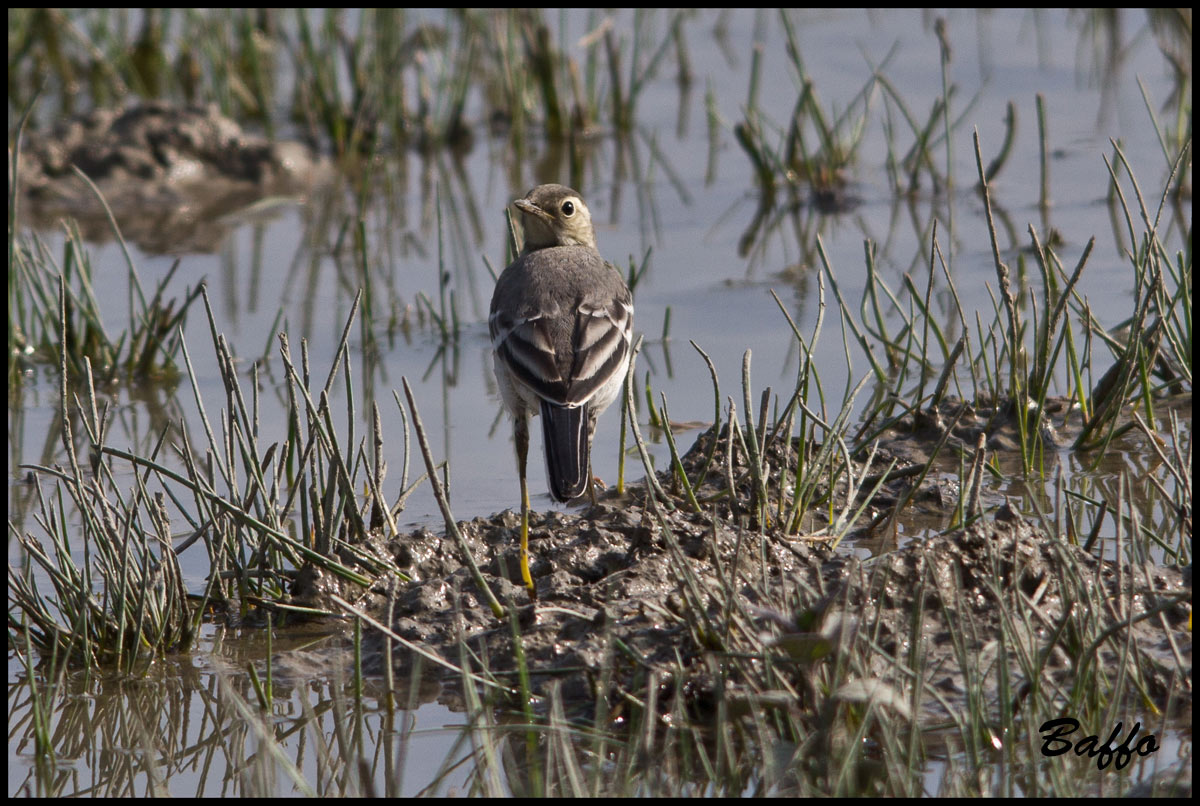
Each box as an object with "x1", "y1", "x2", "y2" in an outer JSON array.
[
  {"x1": 285, "y1": 395, "x2": 1191, "y2": 727},
  {"x1": 16, "y1": 102, "x2": 330, "y2": 253}
]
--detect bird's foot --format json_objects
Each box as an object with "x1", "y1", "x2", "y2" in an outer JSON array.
[{"x1": 587, "y1": 475, "x2": 608, "y2": 505}]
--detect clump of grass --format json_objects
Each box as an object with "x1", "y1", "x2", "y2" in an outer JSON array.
[
  {"x1": 8, "y1": 278, "x2": 443, "y2": 674},
  {"x1": 10, "y1": 10, "x2": 701, "y2": 164},
  {"x1": 734, "y1": 12, "x2": 874, "y2": 211},
  {"x1": 1072, "y1": 141, "x2": 1191, "y2": 452},
  {"x1": 289, "y1": 9, "x2": 477, "y2": 158},
  {"x1": 9, "y1": 225, "x2": 200, "y2": 383},
  {"x1": 9, "y1": 285, "x2": 199, "y2": 672},
  {"x1": 602, "y1": 9, "x2": 690, "y2": 132},
  {"x1": 166, "y1": 287, "x2": 432, "y2": 614},
  {"x1": 9, "y1": 107, "x2": 202, "y2": 383},
  {"x1": 818, "y1": 121, "x2": 1190, "y2": 485}
]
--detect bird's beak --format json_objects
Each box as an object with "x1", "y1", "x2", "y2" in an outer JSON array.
[{"x1": 513, "y1": 198, "x2": 553, "y2": 223}]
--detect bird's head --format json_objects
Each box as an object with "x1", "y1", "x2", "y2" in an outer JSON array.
[{"x1": 513, "y1": 184, "x2": 597, "y2": 253}]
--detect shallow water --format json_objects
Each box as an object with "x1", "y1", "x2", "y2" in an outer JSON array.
[{"x1": 8, "y1": 8, "x2": 1190, "y2": 796}]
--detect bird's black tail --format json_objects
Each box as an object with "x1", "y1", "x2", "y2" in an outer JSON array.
[{"x1": 540, "y1": 400, "x2": 590, "y2": 502}]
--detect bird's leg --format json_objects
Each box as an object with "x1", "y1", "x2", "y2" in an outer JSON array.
[
  {"x1": 586, "y1": 410, "x2": 600, "y2": 506},
  {"x1": 515, "y1": 416, "x2": 536, "y2": 600}
]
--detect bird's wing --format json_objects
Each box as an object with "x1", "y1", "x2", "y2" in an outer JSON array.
[
  {"x1": 490, "y1": 304, "x2": 571, "y2": 404},
  {"x1": 565, "y1": 278, "x2": 633, "y2": 406},
  {"x1": 489, "y1": 250, "x2": 633, "y2": 409}
]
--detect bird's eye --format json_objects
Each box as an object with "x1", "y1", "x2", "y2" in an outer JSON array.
[{"x1": 561, "y1": 200, "x2": 575, "y2": 217}]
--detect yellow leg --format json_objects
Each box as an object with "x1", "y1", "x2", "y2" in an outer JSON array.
[{"x1": 515, "y1": 417, "x2": 536, "y2": 599}]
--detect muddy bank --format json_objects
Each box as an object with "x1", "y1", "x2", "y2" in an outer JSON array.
[
  {"x1": 283, "y1": 403, "x2": 1191, "y2": 728},
  {"x1": 15, "y1": 102, "x2": 330, "y2": 253}
]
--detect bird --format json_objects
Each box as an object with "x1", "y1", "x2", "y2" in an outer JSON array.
[{"x1": 489, "y1": 184, "x2": 634, "y2": 598}]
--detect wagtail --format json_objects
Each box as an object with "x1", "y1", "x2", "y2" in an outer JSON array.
[{"x1": 489, "y1": 184, "x2": 634, "y2": 597}]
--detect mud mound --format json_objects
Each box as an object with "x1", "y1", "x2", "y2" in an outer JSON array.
[
  {"x1": 283, "y1": 417, "x2": 1190, "y2": 725},
  {"x1": 16, "y1": 102, "x2": 330, "y2": 252}
]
